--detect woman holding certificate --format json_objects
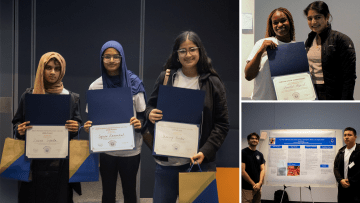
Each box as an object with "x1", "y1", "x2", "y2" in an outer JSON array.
[
  {"x1": 12, "y1": 52, "x2": 82, "y2": 203},
  {"x1": 83, "y1": 40, "x2": 146, "y2": 203},
  {"x1": 304, "y1": 1, "x2": 356, "y2": 100},
  {"x1": 245, "y1": 7, "x2": 295, "y2": 100},
  {"x1": 145, "y1": 31, "x2": 229, "y2": 202}
]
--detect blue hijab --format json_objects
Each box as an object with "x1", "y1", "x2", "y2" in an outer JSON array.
[{"x1": 100, "y1": 40, "x2": 146, "y2": 100}]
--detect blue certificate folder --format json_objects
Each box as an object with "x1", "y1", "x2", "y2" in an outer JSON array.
[
  {"x1": 25, "y1": 94, "x2": 71, "y2": 125},
  {"x1": 152, "y1": 85, "x2": 205, "y2": 156},
  {"x1": 157, "y1": 85, "x2": 205, "y2": 124},
  {"x1": 25, "y1": 94, "x2": 71, "y2": 159},
  {"x1": 267, "y1": 42, "x2": 309, "y2": 77},
  {"x1": 87, "y1": 87, "x2": 133, "y2": 125}
]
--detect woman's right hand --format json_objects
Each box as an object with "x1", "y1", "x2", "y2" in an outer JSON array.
[
  {"x1": 149, "y1": 109, "x2": 163, "y2": 124},
  {"x1": 84, "y1": 121, "x2": 92, "y2": 133},
  {"x1": 258, "y1": 40, "x2": 277, "y2": 54},
  {"x1": 17, "y1": 121, "x2": 32, "y2": 136},
  {"x1": 244, "y1": 40, "x2": 278, "y2": 81}
]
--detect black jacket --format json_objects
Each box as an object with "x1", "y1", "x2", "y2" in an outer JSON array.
[
  {"x1": 145, "y1": 69, "x2": 229, "y2": 163},
  {"x1": 12, "y1": 88, "x2": 82, "y2": 203},
  {"x1": 305, "y1": 26, "x2": 356, "y2": 100},
  {"x1": 334, "y1": 143, "x2": 360, "y2": 202}
]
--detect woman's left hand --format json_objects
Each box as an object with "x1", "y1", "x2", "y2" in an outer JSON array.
[
  {"x1": 191, "y1": 152, "x2": 205, "y2": 165},
  {"x1": 65, "y1": 120, "x2": 79, "y2": 132},
  {"x1": 130, "y1": 117, "x2": 141, "y2": 129}
]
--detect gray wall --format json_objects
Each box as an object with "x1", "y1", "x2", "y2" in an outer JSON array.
[
  {"x1": 0, "y1": 1, "x2": 18, "y2": 202},
  {"x1": 242, "y1": 102, "x2": 360, "y2": 201},
  {"x1": 254, "y1": 0, "x2": 360, "y2": 99}
]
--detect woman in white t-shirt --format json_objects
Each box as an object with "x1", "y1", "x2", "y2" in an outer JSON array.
[
  {"x1": 245, "y1": 7, "x2": 296, "y2": 100},
  {"x1": 145, "y1": 31, "x2": 229, "y2": 202},
  {"x1": 83, "y1": 40, "x2": 146, "y2": 203}
]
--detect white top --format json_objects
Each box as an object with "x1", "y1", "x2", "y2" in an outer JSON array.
[
  {"x1": 344, "y1": 144, "x2": 356, "y2": 179},
  {"x1": 246, "y1": 37, "x2": 295, "y2": 100},
  {"x1": 308, "y1": 37, "x2": 324, "y2": 84},
  {"x1": 155, "y1": 68, "x2": 200, "y2": 166},
  {"x1": 86, "y1": 77, "x2": 146, "y2": 157}
]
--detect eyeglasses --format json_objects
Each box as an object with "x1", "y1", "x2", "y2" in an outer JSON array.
[
  {"x1": 102, "y1": 55, "x2": 121, "y2": 63},
  {"x1": 177, "y1": 47, "x2": 200, "y2": 56}
]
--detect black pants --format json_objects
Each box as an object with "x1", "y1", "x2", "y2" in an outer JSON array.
[
  {"x1": 18, "y1": 159, "x2": 74, "y2": 203},
  {"x1": 100, "y1": 153, "x2": 141, "y2": 203},
  {"x1": 314, "y1": 84, "x2": 326, "y2": 100},
  {"x1": 338, "y1": 185, "x2": 360, "y2": 203}
]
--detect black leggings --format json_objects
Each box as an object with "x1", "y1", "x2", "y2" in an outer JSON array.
[{"x1": 100, "y1": 153, "x2": 141, "y2": 203}]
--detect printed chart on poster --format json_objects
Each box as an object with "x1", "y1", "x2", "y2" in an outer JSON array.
[{"x1": 261, "y1": 129, "x2": 341, "y2": 187}]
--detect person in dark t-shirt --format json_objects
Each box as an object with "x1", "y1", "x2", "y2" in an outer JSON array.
[{"x1": 242, "y1": 132, "x2": 265, "y2": 203}]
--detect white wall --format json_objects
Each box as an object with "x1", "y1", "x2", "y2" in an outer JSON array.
[{"x1": 241, "y1": 0, "x2": 254, "y2": 99}]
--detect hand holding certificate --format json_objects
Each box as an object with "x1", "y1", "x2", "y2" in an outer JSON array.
[
  {"x1": 153, "y1": 86, "x2": 205, "y2": 158},
  {"x1": 25, "y1": 94, "x2": 71, "y2": 158},
  {"x1": 87, "y1": 88, "x2": 135, "y2": 153},
  {"x1": 267, "y1": 42, "x2": 316, "y2": 100}
]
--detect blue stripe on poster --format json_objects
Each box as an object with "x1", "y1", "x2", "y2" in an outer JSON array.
[
  {"x1": 275, "y1": 137, "x2": 336, "y2": 145},
  {"x1": 320, "y1": 146, "x2": 333, "y2": 149}
]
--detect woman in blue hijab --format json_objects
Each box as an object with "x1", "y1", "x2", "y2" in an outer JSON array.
[{"x1": 84, "y1": 40, "x2": 146, "y2": 203}]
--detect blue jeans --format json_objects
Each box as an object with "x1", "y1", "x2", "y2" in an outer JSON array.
[{"x1": 152, "y1": 162, "x2": 215, "y2": 203}]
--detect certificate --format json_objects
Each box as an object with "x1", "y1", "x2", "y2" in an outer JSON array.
[
  {"x1": 26, "y1": 126, "x2": 69, "y2": 158},
  {"x1": 273, "y1": 72, "x2": 316, "y2": 100},
  {"x1": 90, "y1": 123, "x2": 135, "y2": 153},
  {"x1": 154, "y1": 121, "x2": 199, "y2": 158}
]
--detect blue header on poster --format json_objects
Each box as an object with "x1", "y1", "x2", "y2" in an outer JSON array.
[
  {"x1": 270, "y1": 146, "x2": 282, "y2": 148},
  {"x1": 320, "y1": 164, "x2": 329, "y2": 168},
  {"x1": 305, "y1": 146, "x2": 317, "y2": 149},
  {"x1": 288, "y1": 163, "x2": 300, "y2": 166},
  {"x1": 288, "y1": 146, "x2": 300, "y2": 148},
  {"x1": 275, "y1": 137, "x2": 336, "y2": 145}
]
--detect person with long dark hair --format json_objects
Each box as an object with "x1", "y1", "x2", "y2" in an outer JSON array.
[
  {"x1": 83, "y1": 40, "x2": 146, "y2": 203},
  {"x1": 304, "y1": 1, "x2": 356, "y2": 100},
  {"x1": 245, "y1": 7, "x2": 295, "y2": 100},
  {"x1": 12, "y1": 52, "x2": 82, "y2": 203},
  {"x1": 145, "y1": 31, "x2": 229, "y2": 202}
]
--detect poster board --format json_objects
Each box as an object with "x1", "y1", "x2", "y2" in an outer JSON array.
[{"x1": 258, "y1": 129, "x2": 343, "y2": 188}]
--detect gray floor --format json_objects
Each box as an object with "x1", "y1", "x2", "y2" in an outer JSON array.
[
  {"x1": 73, "y1": 162, "x2": 179, "y2": 203},
  {"x1": 73, "y1": 163, "x2": 152, "y2": 203},
  {"x1": 73, "y1": 173, "x2": 154, "y2": 203}
]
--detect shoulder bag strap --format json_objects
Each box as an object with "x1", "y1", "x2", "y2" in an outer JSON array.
[{"x1": 163, "y1": 69, "x2": 171, "y2": 85}]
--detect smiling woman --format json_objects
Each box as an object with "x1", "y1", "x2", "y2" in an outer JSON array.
[
  {"x1": 44, "y1": 59, "x2": 61, "y2": 84},
  {"x1": 145, "y1": 31, "x2": 229, "y2": 202},
  {"x1": 304, "y1": 1, "x2": 356, "y2": 100},
  {"x1": 12, "y1": 52, "x2": 82, "y2": 203},
  {"x1": 244, "y1": 7, "x2": 295, "y2": 100},
  {"x1": 83, "y1": 40, "x2": 147, "y2": 203}
]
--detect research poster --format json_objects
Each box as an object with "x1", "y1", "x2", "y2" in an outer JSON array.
[{"x1": 265, "y1": 130, "x2": 337, "y2": 186}]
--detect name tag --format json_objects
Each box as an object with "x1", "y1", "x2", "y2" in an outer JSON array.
[{"x1": 349, "y1": 162, "x2": 355, "y2": 169}]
